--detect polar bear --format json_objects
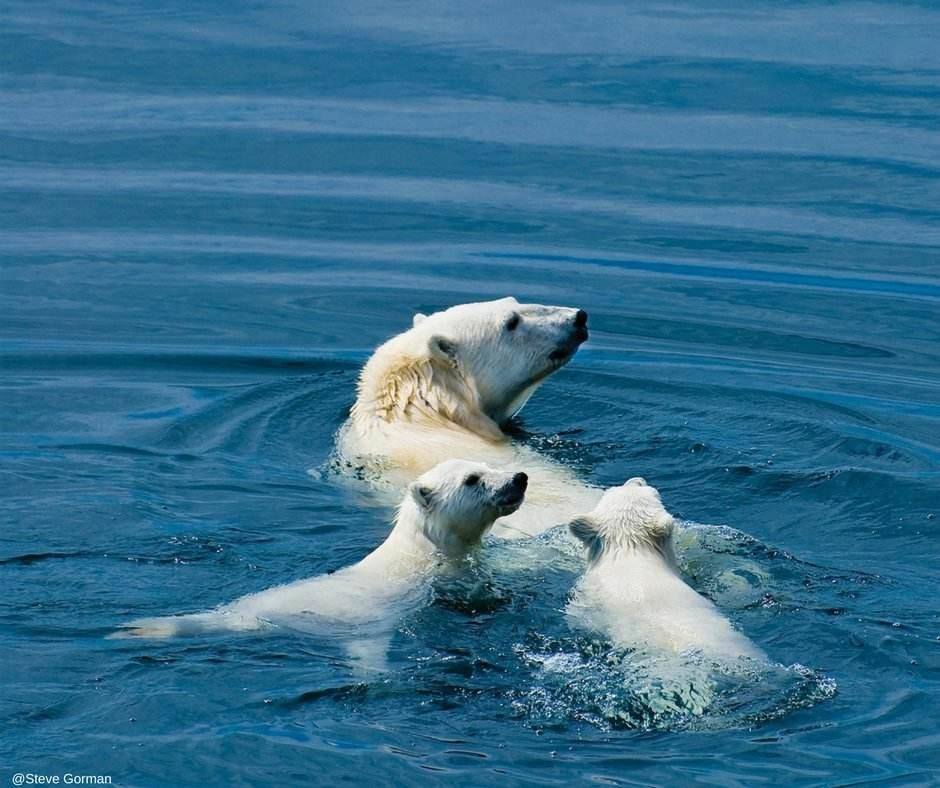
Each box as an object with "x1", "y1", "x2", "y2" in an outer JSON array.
[
  {"x1": 335, "y1": 297, "x2": 600, "y2": 538},
  {"x1": 115, "y1": 460, "x2": 527, "y2": 669},
  {"x1": 566, "y1": 478, "x2": 766, "y2": 664}
]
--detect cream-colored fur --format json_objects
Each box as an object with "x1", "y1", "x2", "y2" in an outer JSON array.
[
  {"x1": 114, "y1": 460, "x2": 527, "y2": 669},
  {"x1": 566, "y1": 478, "x2": 766, "y2": 663},
  {"x1": 336, "y1": 297, "x2": 600, "y2": 537}
]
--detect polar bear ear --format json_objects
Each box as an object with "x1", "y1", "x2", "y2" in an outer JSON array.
[
  {"x1": 653, "y1": 512, "x2": 676, "y2": 541},
  {"x1": 412, "y1": 313, "x2": 427, "y2": 327},
  {"x1": 569, "y1": 516, "x2": 604, "y2": 562},
  {"x1": 568, "y1": 515, "x2": 600, "y2": 545},
  {"x1": 428, "y1": 335, "x2": 457, "y2": 364},
  {"x1": 410, "y1": 483, "x2": 435, "y2": 510}
]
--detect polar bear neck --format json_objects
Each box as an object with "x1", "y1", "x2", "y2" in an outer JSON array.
[
  {"x1": 351, "y1": 340, "x2": 506, "y2": 443},
  {"x1": 582, "y1": 513, "x2": 679, "y2": 568},
  {"x1": 375, "y1": 498, "x2": 484, "y2": 563},
  {"x1": 602, "y1": 531, "x2": 677, "y2": 565}
]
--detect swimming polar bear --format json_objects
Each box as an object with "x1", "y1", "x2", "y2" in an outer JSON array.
[
  {"x1": 566, "y1": 478, "x2": 766, "y2": 664},
  {"x1": 115, "y1": 460, "x2": 527, "y2": 670},
  {"x1": 335, "y1": 297, "x2": 601, "y2": 538}
]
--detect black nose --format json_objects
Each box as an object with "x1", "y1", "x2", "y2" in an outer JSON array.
[
  {"x1": 512, "y1": 472, "x2": 528, "y2": 489},
  {"x1": 574, "y1": 309, "x2": 588, "y2": 328}
]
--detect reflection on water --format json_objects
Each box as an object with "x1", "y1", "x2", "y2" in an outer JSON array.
[{"x1": 2, "y1": 0, "x2": 939, "y2": 784}]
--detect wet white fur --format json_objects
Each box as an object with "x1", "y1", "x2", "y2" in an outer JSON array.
[
  {"x1": 115, "y1": 460, "x2": 525, "y2": 669},
  {"x1": 567, "y1": 479, "x2": 766, "y2": 663},
  {"x1": 336, "y1": 297, "x2": 600, "y2": 538}
]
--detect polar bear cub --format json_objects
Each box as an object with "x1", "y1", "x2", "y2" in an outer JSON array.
[
  {"x1": 566, "y1": 478, "x2": 766, "y2": 663},
  {"x1": 336, "y1": 297, "x2": 599, "y2": 538},
  {"x1": 116, "y1": 460, "x2": 528, "y2": 645}
]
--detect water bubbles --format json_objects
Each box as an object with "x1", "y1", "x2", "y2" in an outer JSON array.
[{"x1": 511, "y1": 636, "x2": 835, "y2": 732}]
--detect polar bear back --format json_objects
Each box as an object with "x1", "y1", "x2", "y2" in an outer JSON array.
[{"x1": 569, "y1": 551, "x2": 766, "y2": 663}]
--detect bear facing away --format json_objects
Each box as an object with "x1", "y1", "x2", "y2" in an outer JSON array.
[
  {"x1": 566, "y1": 478, "x2": 766, "y2": 664},
  {"x1": 115, "y1": 460, "x2": 527, "y2": 668},
  {"x1": 335, "y1": 297, "x2": 600, "y2": 538}
]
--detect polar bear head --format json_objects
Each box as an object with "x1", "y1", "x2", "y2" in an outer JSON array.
[
  {"x1": 569, "y1": 478, "x2": 676, "y2": 563},
  {"x1": 353, "y1": 297, "x2": 588, "y2": 440},
  {"x1": 402, "y1": 459, "x2": 528, "y2": 556}
]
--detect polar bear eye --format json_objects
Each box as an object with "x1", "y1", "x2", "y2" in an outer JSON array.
[
  {"x1": 464, "y1": 474, "x2": 481, "y2": 487},
  {"x1": 505, "y1": 313, "x2": 520, "y2": 331}
]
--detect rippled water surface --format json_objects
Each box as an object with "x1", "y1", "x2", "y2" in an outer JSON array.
[{"x1": 2, "y1": 1, "x2": 940, "y2": 784}]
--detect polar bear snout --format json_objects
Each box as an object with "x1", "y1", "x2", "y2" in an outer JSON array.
[
  {"x1": 549, "y1": 313, "x2": 589, "y2": 364},
  {"x1": 500, "y1": 471, "x2": 529, "y2": 499},
  {"x1": 494, "y1": 472, "x2": 528, "y2": 512},
  {"x1": 570, "y1": 309, "x2": 589, "y2": 344},
  {"x1": 505, "y1": 471, "x2": 529, "y2": 497}
]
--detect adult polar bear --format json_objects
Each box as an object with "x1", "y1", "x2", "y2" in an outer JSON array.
[{"x1": 335, "y1": 297, "x2": 601, "y2": 537}]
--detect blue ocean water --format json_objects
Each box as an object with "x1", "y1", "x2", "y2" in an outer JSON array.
[{"x1": 2, "y1": 0, "x2": 939, "y2": 784}]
